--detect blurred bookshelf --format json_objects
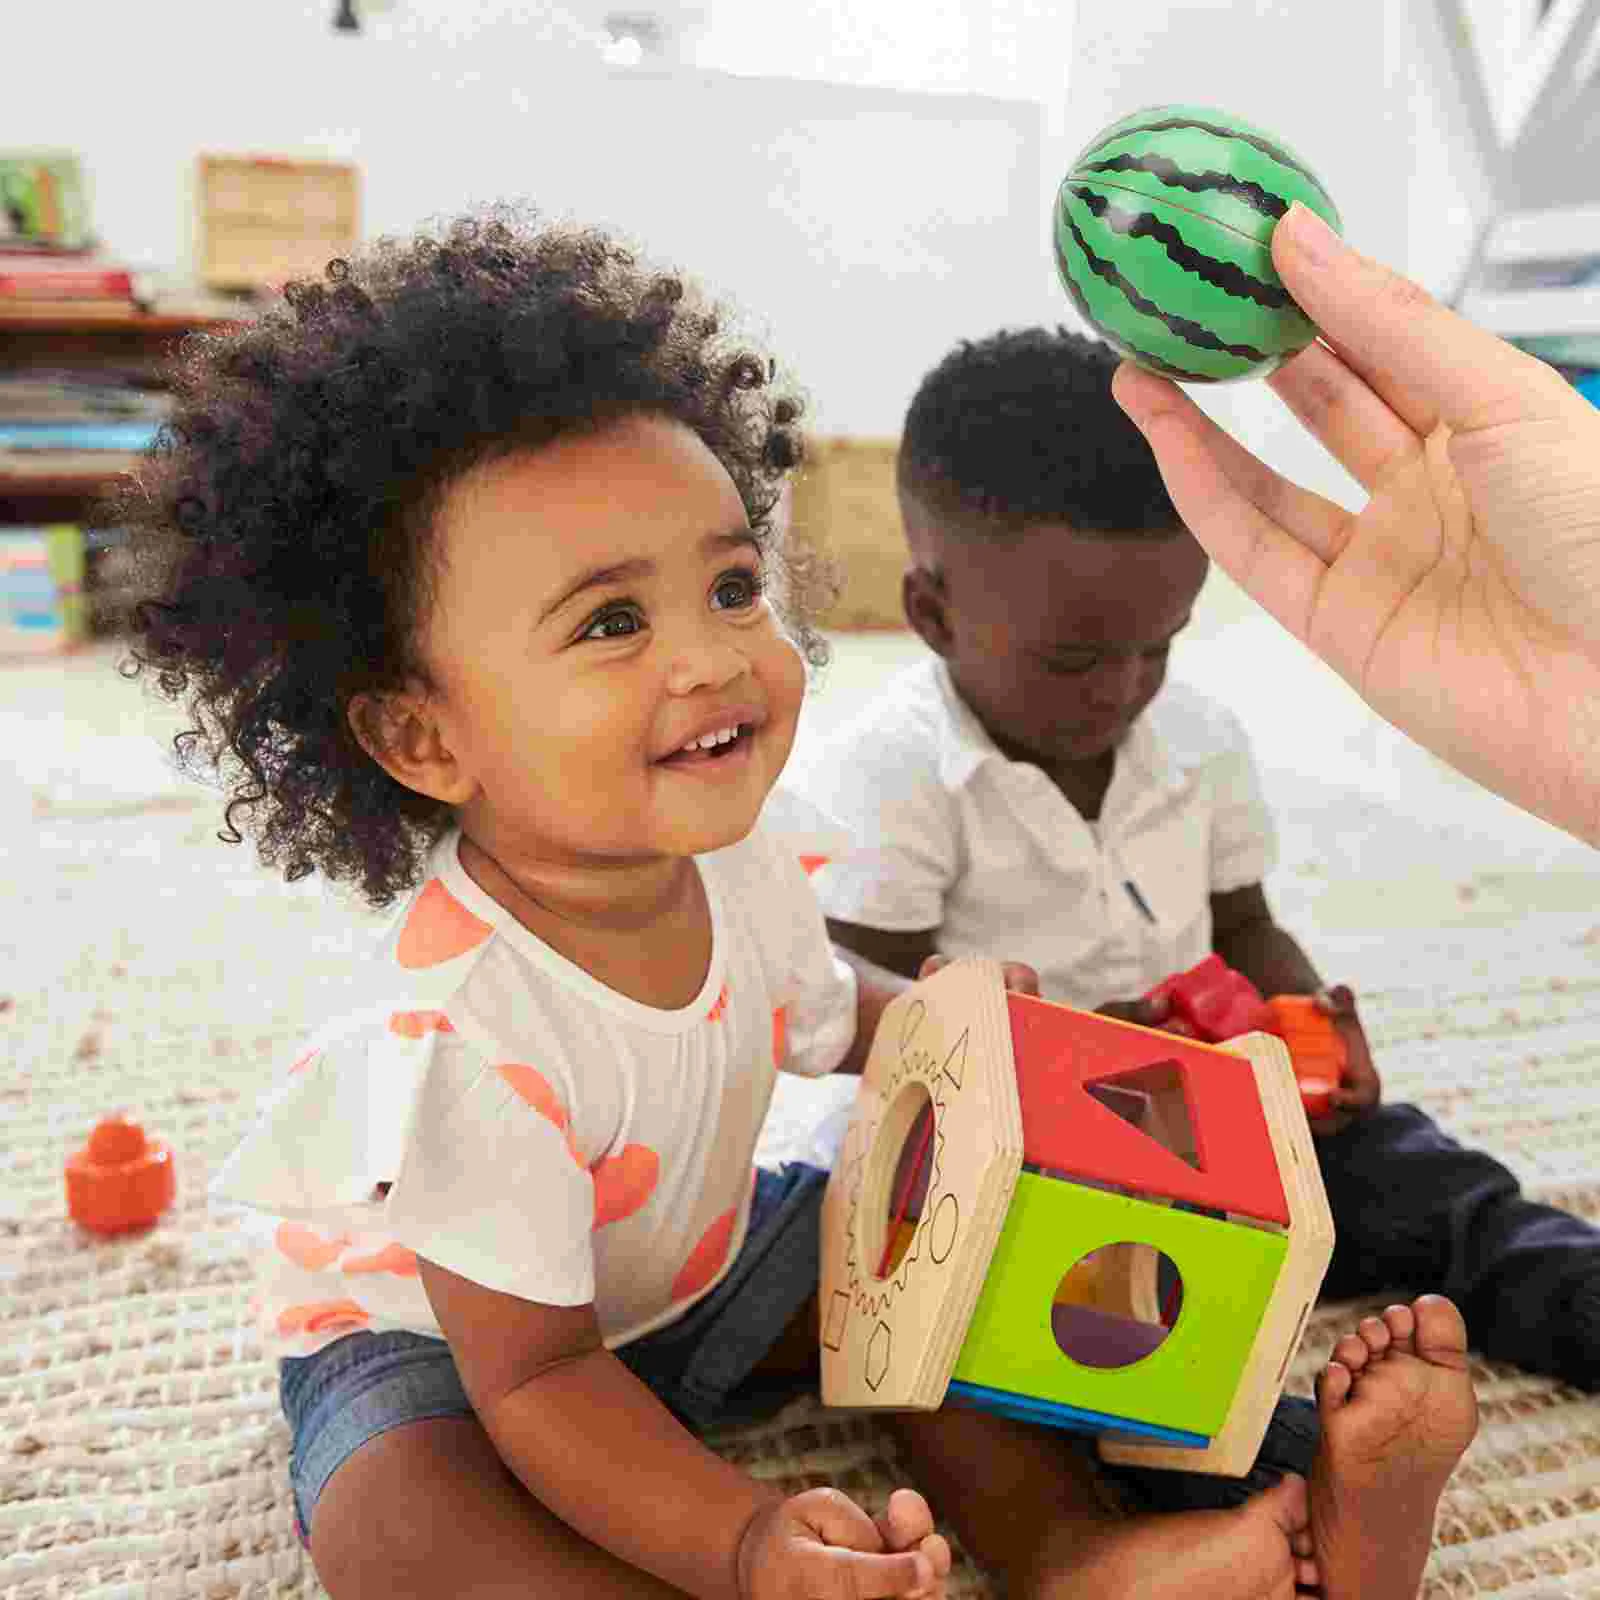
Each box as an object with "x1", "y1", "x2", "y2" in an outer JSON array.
[
  {"x1": 0, "y1": 148, "x2": 353, "y2": 649},
  {"x1": 0, "y1": 305, "x2": 243, "y2": 640}
]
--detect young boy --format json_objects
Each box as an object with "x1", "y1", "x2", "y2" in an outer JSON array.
[{"x1": 786, "y1": 327, "x2": 1600, "y2": 1402}]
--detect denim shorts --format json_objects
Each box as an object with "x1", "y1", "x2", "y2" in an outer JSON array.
[{"x1": 280, "y1": 1161, "x2": 828, "y2": 1542}]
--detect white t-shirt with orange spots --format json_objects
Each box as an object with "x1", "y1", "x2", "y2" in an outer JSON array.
[{"x1": 214, "y1": 818, "x2": 858, "y2": 1358}]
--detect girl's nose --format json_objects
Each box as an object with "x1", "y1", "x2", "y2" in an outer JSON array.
[{"x1": 664, "y1": 635, "x2": 747, "y2": 697}]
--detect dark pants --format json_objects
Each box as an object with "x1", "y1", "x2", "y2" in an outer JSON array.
[{"x1": 1317, "y1": 1103, "x2": 1600, "y2": 1391}]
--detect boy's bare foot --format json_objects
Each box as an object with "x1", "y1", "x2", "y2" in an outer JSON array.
[
  {"x1": 1037, "y1": 1473, "x2": 1318, "y2": 1600},
  {"x1": 1310, "y1": 1295, "x2": 1479, "y2": 1600}
]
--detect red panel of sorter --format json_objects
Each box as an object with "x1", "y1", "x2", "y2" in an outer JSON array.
[{"x1": 1006, "y1": 992, "x2": 1289, "y2": 1227}]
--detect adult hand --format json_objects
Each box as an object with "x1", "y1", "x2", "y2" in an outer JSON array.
[{"x1": 1113, "y1": 202, "x2": 1600, "y2": 846}]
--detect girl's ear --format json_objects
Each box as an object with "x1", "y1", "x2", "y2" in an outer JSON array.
[
  {"x1": 902, "y1": 563, "x2": 954, "y2": 657},
  {"x1": 347, "y1": 687, "x2": 476, "y2": 806}
]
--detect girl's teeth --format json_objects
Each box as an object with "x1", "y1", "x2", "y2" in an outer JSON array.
[{"x1": 681, "y1": 725, "x2": 741, "y2": 754}]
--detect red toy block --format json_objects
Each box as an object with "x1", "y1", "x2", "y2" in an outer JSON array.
[
  {"x1": 1260, "y1": 996, "x2": 1347, "y2": 1119},
  {"x1": 1145, "y1": 954, "x2": 1270, "y2": 1042},
  {"x1": 1007, "y1": 992, "x2": 1290, "y2": 1227}
]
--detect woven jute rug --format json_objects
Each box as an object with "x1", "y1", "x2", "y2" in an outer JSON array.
[{"x1": 7, "y1": 768, "x2": 1600, "y2": 1596}]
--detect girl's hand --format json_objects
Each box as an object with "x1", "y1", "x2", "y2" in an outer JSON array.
[
  {"x1": 918, "y1": 954, "x2": 1039, "y2": 996},
  {"x1": 737, "y1": 1487, "x2": 950, "y2": 1600},
  {"x1": 1113, "y1": 201, "x2": 1600, "y2": 849},
  {"x1": 1307, "y1": 983, "x2": 1381, "y2": 1138}
]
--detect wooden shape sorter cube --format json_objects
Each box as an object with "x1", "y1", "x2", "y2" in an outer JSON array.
[{"x1": 819, "y1": 961, "x2": 1334, "y2": 1478}]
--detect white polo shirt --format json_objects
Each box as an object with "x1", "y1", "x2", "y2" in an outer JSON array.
[{"x1": 783, "y1": 657, "x2": 1275, "y2": 1010}]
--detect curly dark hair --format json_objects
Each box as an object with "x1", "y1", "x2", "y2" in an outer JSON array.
[
  {"x1": 897, "y1": 326, "x2": 1182, "y2": 536},
  {"x1": 120, "y1": 208, "x2": 830, "y2": 908}
]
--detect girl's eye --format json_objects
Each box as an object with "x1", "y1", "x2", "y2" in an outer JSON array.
[
  {"x1": 711, "y1": 567, "x2": 764, "y2": 612},
  {"x1": 581, "y1": 603, "x2": 645, "y2": 642}
]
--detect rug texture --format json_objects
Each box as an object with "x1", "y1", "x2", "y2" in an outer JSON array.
[{"x1": 6, "y1": 769, "x2": 1600, "y2": 1598}]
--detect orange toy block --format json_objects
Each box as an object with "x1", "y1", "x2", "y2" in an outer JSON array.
[
  {"x1": 65, "y1": 1115, "x2": 176, "y2": 1234},
  {"x1": 1260, "y1": 997, "x2": 1347, "y2": 1119}
]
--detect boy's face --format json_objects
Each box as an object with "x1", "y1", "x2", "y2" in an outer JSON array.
[
  {"x1": 414, "y1": 413, "x2": 805, "y2": 866},
  {"x1": 904, "y1": 510, "x2": 1210, "y2": 771}
]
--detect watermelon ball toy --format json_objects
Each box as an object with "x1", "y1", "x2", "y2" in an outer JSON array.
[
  {"x1": 65, "y1": 1114, "x2": 176, "y2": 1234},
  {"x1": 1054, "y1": 104, "x2": 1343, "y2": 383}
]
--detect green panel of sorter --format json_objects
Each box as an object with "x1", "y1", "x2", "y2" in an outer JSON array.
[{"x1": 951, "y1": 1172, "x2": 1287, "y2": 1436}]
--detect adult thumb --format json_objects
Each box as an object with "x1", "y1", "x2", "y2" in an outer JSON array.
[{"x1": 1270, "y1": 203, "x2": 1569, "y2": 439}]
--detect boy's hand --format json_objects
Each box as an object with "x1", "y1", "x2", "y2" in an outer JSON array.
[
  {"x1": 918, "y1": 954, "x2": 1039, "y2": 996},
  {"x1": 1094, "y1": 993, "x2": 1199, "y2": 1038},
  {"x1": 1308, "y1": 984, "x2": 1381, "y2": 1137},
  {"x1": 737, "y1": 1487, "x2": 949, "y2": 1600}
]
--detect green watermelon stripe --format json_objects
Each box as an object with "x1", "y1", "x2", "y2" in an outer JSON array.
[
  {"x1": 1051, "y1": 235, "x2": 1223, "y2": 382},
  {"x1": 1077, "y1": 153, "x2": 1286, "y2": 221},
  {"x1": 1068, "y1": 186, "x2": 1291, "y2": 310},
  {"x1": 1056, "y1": 200, "x2": 1272, "y2": 362},
  {"x1": 1082, "y1": 115, "x2": 1336, "y2": 215}
]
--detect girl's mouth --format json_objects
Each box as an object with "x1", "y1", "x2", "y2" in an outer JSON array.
[{"x1": 660, "y1": 722, "x2": 754, "y2": 767}]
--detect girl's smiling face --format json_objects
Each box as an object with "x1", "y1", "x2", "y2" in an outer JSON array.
[{"x1": 399, "y1": 412, "x2": 805, "y2": 869}]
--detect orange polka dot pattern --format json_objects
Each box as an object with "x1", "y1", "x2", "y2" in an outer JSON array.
[
  {"x1": 396, "y1": 879, "x2": 494, "y2": 970},
  {"x1": 591, "y1": 1145, "x2": 660, "y2": 1229},
  {"x1": 388, "y1": 1009, "x2": 456, "y2": 1039},
  {"x1": 343, "y1": 1243, "x2": 420, "y2": 1277},
  {"x1": 671, "y1": 1205, "x2": 739, "y2": 1301},
  {"x1": 277, "y1": 1299, "x2": 371, "y2": 1338}
]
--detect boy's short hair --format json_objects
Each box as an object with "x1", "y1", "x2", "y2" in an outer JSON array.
[{"x1": 897, "y1": 326, "x2": 1184, "y2": 537}]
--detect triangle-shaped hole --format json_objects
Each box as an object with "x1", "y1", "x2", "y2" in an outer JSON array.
[{"x1": 1085, "y1": 1060, "x2": 1201, "y2": 1171}]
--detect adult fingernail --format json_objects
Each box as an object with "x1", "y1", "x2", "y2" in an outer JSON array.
[{"x1": 1281, "y1": 202, "x2": 1342, "y2": 269}]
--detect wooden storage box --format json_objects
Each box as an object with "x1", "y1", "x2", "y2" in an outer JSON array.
[
  {"x1": 790, "y1": 437, "x2": 909, "y2": 632},
  {"x1": 197, "y1": 155, "x2": 359, "y2": 292}
]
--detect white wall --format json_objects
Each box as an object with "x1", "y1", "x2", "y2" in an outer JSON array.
[
  {"x1": 8, "y1": 0, "x2": 1495, "y2": 450},
  {"x1": 6, "y1": 0, "x2": 1055, "y2": 435},
  {"x1": 1392, "y1": 0, "x2": 1499, "y2": 302},
  {"x1": 682, "y1": 0, "x2": 1071, "y2": 102},
  {"x1": 679, "y1": 0, "x2": 1081, "y2": 312}
]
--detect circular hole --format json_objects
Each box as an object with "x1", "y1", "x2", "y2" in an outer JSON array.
[
  {"x1": 1051, "y1": 1242, "x2": 1183, "y2": 1369},
  {"x1": 870, "y1": 1083, "x2": 935, "y2": 1280}
]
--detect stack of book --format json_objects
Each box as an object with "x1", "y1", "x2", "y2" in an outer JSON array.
[
  {"x1": 0, "y1": 252, "x2": 144, "y2": 320},
  {"x1": 0, "y1": 370, "x2": 168, "y2": 482},
  {"x1": 0, "y1": 523, "x2": 86, "y2": 656}
]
